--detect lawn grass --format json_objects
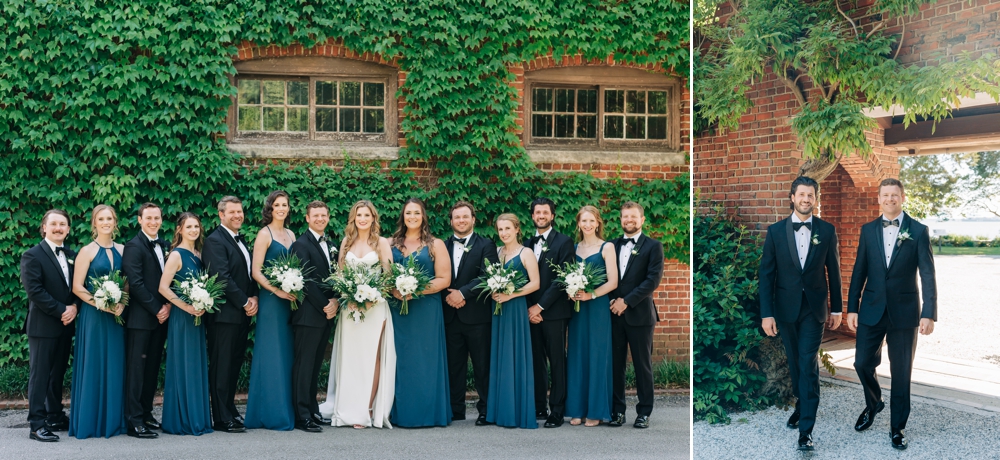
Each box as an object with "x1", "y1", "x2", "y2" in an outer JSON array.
[{"x1": 932, "y1": 246, "x2": 1000, "y2": 256}]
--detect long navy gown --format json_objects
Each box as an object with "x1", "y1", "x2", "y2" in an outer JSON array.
[
  {"x1": 244, "y1": 237, "x2": 295, "y2": 430},
  {"x1": 69, "y1": 245, "x2": 126, "y2": 439},
  {"x1": 565, "y1": 242, "x2": 613, "y2": 422},
  {"x1": 485, "y1": 253, "x2": 537, "y2": 429},
  {"x1": 389, "y1": 246, "x2": 452, "y2": 427},
  {"x1": 162, "y1": 248, "x2": 214, "y2": 435}
]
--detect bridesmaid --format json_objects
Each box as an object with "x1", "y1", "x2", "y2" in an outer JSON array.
[
  {"x1": 245, "y1": 190, "x2": 296, "y2": 430},
  {"x1": 69, "y1": 205, "x2": 127, "y2": 439},
  {"x1": 565, "y1": 206, "x2": 618, "y2": 426},
  {"x1": 388, "y1": 198, "x2": 452, "y2": 427},
  {"x1": 158, "y1": 213, "x2": 213, "y2": 436},
  {"x1": 485, "y1": 213, "x2": 540, "y2": 429}
]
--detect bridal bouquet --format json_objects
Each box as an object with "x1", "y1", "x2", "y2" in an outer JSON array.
[
  {"x1": 475, "y1": 258, "x2": 528, "y2": 315},
  {"x1": 174, "y1": 270, "x2": 227, "y2": 326},
  {"x1": 325, "y1": 262, "x2": 391, "y2": 323},
  {"x1": 550, "y1": 260, "x2": 607, "y2": 312},
  {"x1": 390, "y1": 254, "x2": 432, "y2": 315},
  {"x1": 88, "y1": 271, "x2": 129, "y2": 325},
  {"x1": 264, "y1": 253, "x2": 312, "y2": 310}
]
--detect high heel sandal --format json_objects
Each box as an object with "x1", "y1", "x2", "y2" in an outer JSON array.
[
  {"x1": 569, "y1": 418, "x2": 583, "y2": 426},
  {"x1": 584, "y1": 419, "x2": 601, "y2": 427}
]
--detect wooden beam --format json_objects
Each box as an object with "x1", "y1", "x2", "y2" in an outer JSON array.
[{"x1": 884, "y1": 113, "x2": 1000, "y2": 146}]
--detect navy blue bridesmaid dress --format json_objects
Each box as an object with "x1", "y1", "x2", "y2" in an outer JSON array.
[
  {"x1": 485, "y1": 253, "x2": 537, "y2": 429},
  {"x1": 244, "y1": 236, "x2": 295, "y2": 430},
  {"x1": 162, "y1": 247, "x2": 214, "y2": 435},
  {"x1": 565, "y1": 242, "x2": 613, "y2": 422},
  {"x1": 69, "y1": 244, "x2": 126, "y2": 439},
  {"x1": 389, "y1": 245, "x2": 452, "y2": 427}
]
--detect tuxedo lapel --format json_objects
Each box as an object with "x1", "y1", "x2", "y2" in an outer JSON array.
[
  {"x1": 783, "y1": 218, "x2": 802, "y2": 273},
  {"x1": 39, "y1": 242, "x2": 70, "y2": 286},
  {"x1": 886, "y1": 213, "x2": 908, "y2": 274},
  {"x1": 802, "y1": 220, "x2": 819, "y2": 271},
  {"x1": 219, "y1": 227, "x2": 250, "y2": 274},
  {"x1": 873, "y1": 218, "x2": 888, "y2": 270},
  {"x1": 305, "y1": 231, "x2": 331, "y2": 271},
  {"x1": 454, "y1": 233, "x2": 474, "y2": 276},
  {"x1": 621, "y1": 234, "x2": 646, "y2": 280}
]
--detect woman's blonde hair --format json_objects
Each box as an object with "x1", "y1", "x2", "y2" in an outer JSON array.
[
  {"x1": 575, "y1": 205, "x2": 605, "y2": 241},
  {"x1": 340, "y1": 200, "x2": 381, "y2": 264},
  {"x1": 495, "y1": 213, "x2": 521, "y2": 233},
  {"x1": 90, "y1": 204, "x2": 119, "y2": 240}
]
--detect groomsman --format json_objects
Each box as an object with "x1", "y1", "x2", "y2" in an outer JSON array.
[
  {"x1": 524, "y1": 197, "x2": 574, "y2": 428},
  {"x1": 121, "y1": 203, "x2": 169, "y2": 439},
  {"x1": 758, "y1": 178, "x2": 842, "y2": 451},
  {"x1": 610, "y1": 202, "x2": 664, "y2": 429},
  {"x1": 20, "y1": 210, "x2": 77, "y2": 442},
  {"x1": 202, "y1": 196, "x2": 259, "y2": 433},
  {"x1": 847, "y1": 178, "x2": 936, "y2": 451},
  {"x1": 289, "y1": 201, "x2": 339, "y2": 433},
  {"x1": 442, "y1": 201, "x2": 499, "y2": 425}
]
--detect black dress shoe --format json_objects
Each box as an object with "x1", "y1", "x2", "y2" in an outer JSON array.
[
  {"x1": 30, "y1": 427, "x2": 59, "y2": 442},
  {"x1": 452, "y1": 412, "x2": 467, "y2": 421},
  {"x1": 45, "y1": 419, "x2": 69, "y2": 431},
  {"x1": 797, "y1": 432, "x2": 815, "y2": 451},
  {"x1": 786, "y1": 409, "x2": 800, "y2": 429},
  {"x1": 535, "y1": 410, "x2": 548, "y2": 420},
  {"x1": 633, "y1": 415, "x2": 650, "y2": 429},
  {"x1": 143, "y1": 417, "x2": 162, "y2": 430},
  {"x1": 475, "y1": 414, "x2": 493, "y2": 426},
  {"x1": 311, "y1": 413, "x2": 331, "y2": 425},
  {"x1": 608, "y1": 412, "x2": 625, "y2": 427},
  {"x1": 214, "y1": 421, "x2": 246, "y2": 433},
  {"x1": 854, "y1": 401, "x2": 885, "y2": 432},
  {"x1": 891, "y1": 429, "x2": 907, "y2": 450},
  {"x1": 544, "y1": 415, "x2": 564, "y2": 428},
  {"x1": 127, "y1": 425, "x2": 159, "y2": 439},
  {"x1": 295, "y1": 419, "x2": 323, "y2": 433},
  {"x1": 233, "y1": 415, "x2": 245, "y2": 426}
]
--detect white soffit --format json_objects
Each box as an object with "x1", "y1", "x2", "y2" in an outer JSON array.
[{"x1": 863, "y1": 92, "x2": 999, "y2": 118}]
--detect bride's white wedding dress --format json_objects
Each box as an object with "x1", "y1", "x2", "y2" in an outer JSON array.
[{"x1": 318, "y1": 251, "x2": 396, "y2": 428}]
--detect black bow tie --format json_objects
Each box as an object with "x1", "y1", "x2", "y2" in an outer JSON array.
[
  {"x1": 318, "y1": 235, "x2": 328, "y2": 243},
  {"x1": 793, "y1": 222, "x2": 812, "y2": 232},
  {"x1": 234, "y1": 234, "x2": 248, "y2": 246},
  {"x1": 54, "y1": 246, "x2": 66, "y2": 256},
  {"x1": 148, "y1": 238, "x2": 167, "y2": 250},
  {"x1": 453, "y1": 236, "x2": 468, "y2": 245},
  {"x1": 531, "y1": 235, "x2": 547, "y2": 246},
  {"x1": 624, "y1": 237, "x2": 638, "y2": 246},
  {"x1": 883, "y1": 219, "x2": 900, "y2": 228}
]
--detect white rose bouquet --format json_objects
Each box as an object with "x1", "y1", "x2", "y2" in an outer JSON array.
[
  {"x1": 550, "y1": 260, "x2": 607, "y2": 312},
  {"x1": 88, "y1": 271, "x2": 129, "y2": 326},
  {"x1": 325, "y1": 261, "x2": 391, "y2": 323},
  {"x1": 174, "y1": 270, "x2": 227, "y2": 326},
  {"x1": 263, "y1": 253, "x2": 312, "y2": 311},
  {"x1": 390, "y1": 254, "x2": 432, "y2": 315},
  {"x1": 475, "y1": 258, "x2": 529, "y2": 315}
]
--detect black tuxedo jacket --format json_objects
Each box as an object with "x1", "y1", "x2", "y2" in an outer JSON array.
[
  {"x1": 289, "y1": 231, "x2": 337, "y2": 328},
  {"x1": 524, "y1": 230, "x2": 575, "y2": 321},
  {"x1": 202, "y1": 226, "x2": 259, "y2": 325},
  {"x1": 443, "y1": 232, "x2": 499, "y2": 325},
  {"x1": 20, "y1": 242, "x2": 77, "y2": 338},
  {"x1": 122, "y1": 233, "x2": 169, "y2": 330},
  {"x1": 759, "y1": 216, "x2": 843, "y2": 324},
  {"x1": 612, "y1": 234, "x2": 665, "y2": 327},
  {"x1": 847, "y1": 213, "x2": 937, "y2": 328}
]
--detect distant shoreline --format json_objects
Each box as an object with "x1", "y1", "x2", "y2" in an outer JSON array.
[{"x1": 925, "y1": 218, "x2": 1000, "y2": 238}]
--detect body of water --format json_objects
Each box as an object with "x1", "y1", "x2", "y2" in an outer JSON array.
[{"x1": 924, "y1": 218, "x2": 1000, "y2": 238}]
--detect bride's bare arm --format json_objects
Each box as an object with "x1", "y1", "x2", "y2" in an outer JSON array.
[{"x1": 378, "y1": 237, "x2": 394, "y2": 272}]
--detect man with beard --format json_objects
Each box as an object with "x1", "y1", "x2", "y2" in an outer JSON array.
[{"x1": 759, "y1": 176, "x2": 843, "y2": 451}]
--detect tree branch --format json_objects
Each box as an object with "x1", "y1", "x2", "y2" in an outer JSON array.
[
  {"x1": 893, "y1": 19, "x2": 906, "y2": 60},
  {"x1": 777, "y1": 66, "x2": 808, "y2": 108},
  {"x1": 836, "y1": 0, "x2": 859, "y2": 38}
]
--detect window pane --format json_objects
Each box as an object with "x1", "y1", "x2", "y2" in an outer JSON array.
[
  {"x1": 605, "y1": 90, "x2": 624, "y2": 113},
  {"x1": 238, "y1": 80, "x2": 260, "y2": 105},
  {"x1": 341, "y1": 82, "x2": 361, "y2": 106},
  {"x1": 577, "y1": 115, "x2": 596, "y2": 138},
  {"x1": 578, "y1": 89, "x2": 597, "y2": 113},
  {"x1": 316, "y1": 81, "x2": 336, "y2": 105},
  {"x1": 238, "y1": 106, "x2": 261, "y2": 131},
  {"x1": 364, "y1": 109, "x2": 384, "y2": 133},
  {"x1": 263, "y1": 81, "x2": 284, "y2": 105},
  {"x1": 341, "y1": 108, "x2": 361, "y2": 132},
  {"x1": 287, "y1": 107, "x2": 308, "y2": 131},
  {"x1": 317, "y1": 108, "x2": 336, "y2": 131},
  {"x1": 626, "y1": 91, "x2": 646, "y2": 114},
  {"x1": 288, "y1": 81, "x2": 308, "y2": 106},
  {"x1": 555, "y1": 89, "x2": 574, "y2": 113},
  {"x1": 648, "y1": 117, "x2": 667, "y2": 139},
  {"x1": 555, "y1": 115, "x2": 574, "y2": 137},
  {"x1": 649, "y1": 91, "x2": 667, "y2": 114},
  {"x1": 533, "y1": 88, "x2": 552, "y2": 112},
  {"x1": 364, "y1": 83, "x2": 384, "y2": 107},
  {"x1": 263, "y1": 107, "x2": 284, "y2": 131},
  {"x1": 604, "y1": 115, "x2": 624, "y2": 138},
  {"x1": 532, "y1": 114, "x2": 552, "y2": 137},
  {"x1": 625, "y1": 116, "x2": 645, "y2": 139}
]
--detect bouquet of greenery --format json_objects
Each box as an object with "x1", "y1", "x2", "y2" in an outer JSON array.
[
  {"x1": 475, "y1": 258, "x2": 528, "y2": 315},
  {"x1": 326, "y1": 261, "x2": 391, "y2": 323},
  {"x1": 550, "y1": 260, "x2": 607, "y2": 312},
  {"x1": 390, "y1": 253, "x2": 432, "y2": 315},
  {"x1": 263, "y1": 253, "x2": 312, "y2": 310},
  {"x1": 174, "y1": 270, "x2": 227, "y2": 326},
  {"x1": 88, "y1": 271, "x2": 129, "y2": 326}
]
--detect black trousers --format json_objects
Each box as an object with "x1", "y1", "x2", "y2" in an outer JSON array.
[
  {"x1": 207, "y1": 320, "x2": 249, "y2": 424},
  {"x1": 854, "y1": 308, "x2": 918, "y2": 431},
  {"x1": 531, "y1": 318, "x2": 567, "y2": 417},
  {"x1": 27, "y1": 335, "x2": 72, "y2": 431},
  {"x1": 611, "y1": 315, "x2": 655, "y2": 417},
  {"x1": 125, "y1": 324, "x2": 168, "y2": 427},
  {"x1": 292, "y1": 324, "x2": 331, "y2": 422},
  {"x1": 776, "y1": 302, "x2": 825, "y2": 434},
  {"x1": 445, "y1": 319, "x2": 491, "y2": 417}
]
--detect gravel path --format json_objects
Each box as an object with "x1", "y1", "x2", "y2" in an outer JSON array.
[{"x1": 917, "y1": 255, "x2": 1000, "y2": 366}]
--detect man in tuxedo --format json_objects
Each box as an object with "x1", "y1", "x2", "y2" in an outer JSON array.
[
  {"x1": 442, "y1": 201, "x2": 499, "y2": 425},
  {"x1": 847, "y1": 178, "x2": 936, "y2": 451},
  {"x1": 610, "y1": 201, "x2": 665, "y2": 430},
  {"x1": 758, "y1": 177, "x2": 842, "y2": 451},
  {"x1": 524, "y1": 197, "x2": 575, "y2": 428},
  {"x1": 20, "y1": 209, "x2": 77, "y2": 442},
  {"x1": 202, "y1": 196, "x2": 259, "y2": 433},
  {"x1": 288, "y1": 201, "x2": 339, "y2": 433},
  {"x1": 121, "y1": 203, "x2": 170, "y2": 439}
]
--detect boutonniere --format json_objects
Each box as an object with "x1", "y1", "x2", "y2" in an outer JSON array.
[
  {"x1": 329, "y1": 245, "x2": 338, "y2": 258},
  {"x1": 67, "y1": 259, "x2": 74, "y2": 265},
  {"x1": 462, "y1": 243, "x2": 472, "y2": 253},
  {"x1": 811, "y1": 235, "x2": 820, "y2": 246},
  {"x1": 897, "y1": 230, "x2": 911, "y2": 247},
  {"x1": 630, "y1": 240, "x2": 644, "y2": 256},
  {"x1": 541, "y1": 243, "x2": 549, "y2": 253}
]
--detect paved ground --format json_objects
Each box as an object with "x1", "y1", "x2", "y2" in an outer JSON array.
[
  {"x1": 917, "y1": 255, "x2": 1000, "y2": 366},
  {"x1": 0, "y1": 396, "x2": 689, "y2": 459}
]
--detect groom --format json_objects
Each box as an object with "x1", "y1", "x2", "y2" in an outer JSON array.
[
  {"x1": 759, "y1": 176, "x2": 842, "y2": 451},
  {"x1": 847, "y1": 178, "x2": 936, "y2": 450}
]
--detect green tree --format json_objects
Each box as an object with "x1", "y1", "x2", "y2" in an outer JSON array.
[{"x1": 899, "y1": 155, "x2": 961, "y2": 219}]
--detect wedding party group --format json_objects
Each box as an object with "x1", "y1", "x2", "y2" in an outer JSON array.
[{"x1": 19, "y1": 192, "x2": 664, "y2": 443}]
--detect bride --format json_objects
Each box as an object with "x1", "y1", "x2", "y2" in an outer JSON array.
[{"x1": 319, "y1": 200, "x2": 396, "y2": 429}]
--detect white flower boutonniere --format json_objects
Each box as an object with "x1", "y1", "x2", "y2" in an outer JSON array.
[
  {"x1": 67, "y1": 259, "x2": 74, "y2": 265},
  {"x1": 811, "y1": 235, "x2": 820, "y2": 246},
  {"x1": 897, "y1": 231, "x2": 911, "y2": 247},
  {"x1": 462, "y1": 243, "x2": 472, "y2": 253},
  {"x1": 631, "y1": 248, "x2": 639, "y2": 255},
  {"x1": 541, "y1": 243, "x2": 549, "y2": 253}
]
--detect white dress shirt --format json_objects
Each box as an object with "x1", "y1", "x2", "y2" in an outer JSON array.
[
  {"x1": 791, "y1": 214, "x2": 812, "y2": 269},
  {"x1": 309, "y1": 228, "x2": 332, "y2": 270},
  {"x1": 44, "y1": 238, "x2": 70, "y2": 286},
  {"x1": 223, "y1": 226, "x2": 252, "y2": 276},
  {"x1": 452, "y1": 233, "x2": 473, "y2": 278},
  {"x1": 619, "y1": 231, "x2": 643, "y2": 278},
  {"x1": 144, "y1": 232, "x2": 165, "y2": 270},
  {"x1": 532, "y1": 228, "x2": 553, "y2": 261},
  {"x1": 882, "y1": 213, "x2": 902, "y2": 265}
]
